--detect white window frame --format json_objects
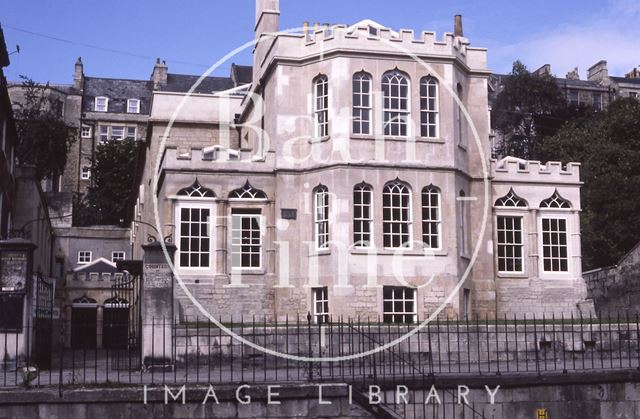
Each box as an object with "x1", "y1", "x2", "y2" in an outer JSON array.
[
  {"x1": 111, "y1": 126, "x2": 125, "y2": 140},
  {"x1": 313, "y1": 75, "x2": 329, "y2": 138},
  {"x1": 81, "y1": 166, "x2": 91, "y2": 180},
  {"x1": 312, "y1": 287, "x2": 329, "y2": 324},
  {"x1": 382, "y1": 181, "x2": 412, "y2": 249},
  {"x1": 314, "y1": 186, "x2": 329, "y2": 250},
  {"x1": 419, "y1": 76, "x2": 439, "y2": 138},
  {"x1": 352, "y1": 72, "x2": 372, "y2": 135},
  {"x1": 230, "y1": 211, "x2": 263, "y2": 270},
  {"x1": 174, "y1": 201, "x2": 215, "y2": 271},
  {"x1": 78, "y1": 251, "x2": 92, "y2": 264},
  {"x1": 383, "y1": 286, "x2": 417, "y2": 324},
  {"x1": 495, "y1": 213, "x2": 525, "y2": 274},
  {"x1": 539, "y1": 215, "x2": 571, "y2": 276},
  {"x1": 126, "y1": 126, "x2": 137, "y2": 140},
  {"x1": 98, "y1": 125, "x2": 109, "y2": 143},
  {"x1": 421, "y1": 186, "x2": 441, "y2": 250},
  {"x1": 81, "y1": 125, "x2": 92, "y2": 138},
  {"x1": 353, "y1": 183, "x2": 373, "y2": 248},
  {"x1": 111, "y1": 251, "x2": 126, "y2": 262},
  {"x1": 94, "y1": 96, "x2": 108, "y2": 112},
  {"x1": 127, "y1": 99, "x2": 140, "y2": 114},
  {"x1": 382, "y1": 71, "x2": 410, "y2": 137}
]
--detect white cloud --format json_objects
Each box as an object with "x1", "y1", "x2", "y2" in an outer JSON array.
[{"x1": 489, "y1": 0, "x2": 639, "y2": 78}]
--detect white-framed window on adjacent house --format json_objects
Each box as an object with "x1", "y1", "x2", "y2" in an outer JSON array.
[
  {"x1": 81, "y1": 166, "x2": 91, "y2": 180},
  {"x1": 353, "y1": 183, "x2": 373, "y2": 247},
  {"x1": 78, "y1": 251, "x2": 92, "y2": 264},
  {"x1": 421, "y1": 185, "x2": 441, "y2": 250},
  {"x1": 313, "y1": 75, "x2": 329, "y2": 138},
  {"x1": 352, "y1": 72, "x2": 372, "y2": 135},
  {"x1": 127, "y1": 99, "x2": 140, "y2": 114},
  {"x1": 126, "y1": 126, "x2": 137, "y2": 140},
  {"x1": 312, "y1": 287, "x2": 329, "y2": 324},
  {"x1": 98, "y1": 125, "x2": 109, "y2": 143},
  {"x1": 111, "y1": 126, "x2": 125, "y2": 140},
  {"x1": 81, "y1": 125, "x2": 92, "y2": 138},
  {"x1": 419, "y1": 76, "x2": 439, "y2": 138},
  {"x1": 382, "y1": 180, "x2": 412, "y2": 248},
  {"x1": 382, "y1": 70, "x2": 410, "y2": 137},
  {"x1": 111, "y1": 251, "x2": 126, "y2": 262},
  {"x1": 231, "y1": 209, "x2": 262, "y2": 269},
  {"x1": 383, "y1": 286, "x2": 416, "y2": 324},
  {"x1": 314, "y1": 185, "x2": 329, "y2": 250},
  {"x1": 95, "y1": 96, "x2": 108, "y2": 112}
]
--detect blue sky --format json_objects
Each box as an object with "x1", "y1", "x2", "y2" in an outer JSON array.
[{"x1": 2, "y1": 0, "x2": 639, "y2": 84}]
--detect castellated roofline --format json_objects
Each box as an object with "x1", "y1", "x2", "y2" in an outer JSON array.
[
  {"x1": 260, "y1": 23, "x2": 487, "y2": 72},
  {"x1": 491, "y1": 157, "x2": 581, "y2": 184}
]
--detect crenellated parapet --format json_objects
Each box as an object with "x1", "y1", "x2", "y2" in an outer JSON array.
[
  {"x1": 491, "y1": 158, "x2": 581, "y2": 185},
  {"x1": 267, "y1": 22, "x2": 488, "y2": 72}
]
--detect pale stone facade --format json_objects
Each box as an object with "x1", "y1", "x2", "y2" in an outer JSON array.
[{"x1": 132, "y1": 0, "x2": 591, "y2": 321}]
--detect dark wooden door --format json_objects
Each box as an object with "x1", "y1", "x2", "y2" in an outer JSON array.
[
  {"x1": 103, "y1": 307, "x2": 129, "y2": 350},
  {"x1": 71, "y1": 307, "x2": 97, "y2": 349}
]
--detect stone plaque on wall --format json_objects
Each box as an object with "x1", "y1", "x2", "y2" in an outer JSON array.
[
  {"x1": 0, "y1": 251, "x2": 28, "y2": 292},
  {"x1": 144, "y1": 263, "x2": 171, "y2": 289}
]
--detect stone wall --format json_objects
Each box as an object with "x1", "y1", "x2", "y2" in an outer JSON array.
[{"x1": 585, "y1": 243, "x2": 640, "y2": 314}]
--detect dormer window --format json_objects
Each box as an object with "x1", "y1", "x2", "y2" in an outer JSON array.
[
  {"x1": 127, "y1": 99, "x2": 140, "y2": 114},
  {"x1": 95, "y1": 96, "x2": 108, "y2": 112}
]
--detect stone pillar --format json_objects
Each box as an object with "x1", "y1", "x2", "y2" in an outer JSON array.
[
  {"x1": 141, "y1": 241, "x2": 177, "y2": 369},
  {"x1": 0, "y1": 238, "x2": 37, "y2": 366}
]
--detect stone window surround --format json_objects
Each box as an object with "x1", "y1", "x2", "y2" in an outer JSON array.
[
  {"x1": 494, "y1": 210, "x2": 526, "y2": 275},
  {"x1": 111, "y1": 251, "x2": 126, "y2": 262},
  {"x1": 538, "y1": 212, "x2": 572, "y2": 277},
  {"x1": 174, "y1": 199, "x2": 216, "y2": 273},
  {"x1": 127, "y1": 98, "x2": 141, "y2": 114}
]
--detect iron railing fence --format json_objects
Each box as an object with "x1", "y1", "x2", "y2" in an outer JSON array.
[{"x1": 2, "y1": 312, "x2": 640, "y2": 417}]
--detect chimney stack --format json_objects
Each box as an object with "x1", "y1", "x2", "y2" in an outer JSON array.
[
  {"x1": 73, "y1": 57, "x2": 84, "y2": 90},
  {"x1": 587, "y1": 60, "x2": 608, "y2": 83},
  {"x1": 151, "y1": 58, "x2": 168, "y2": 90},
  {"x1": 255, "y1": 0, "x2": 280, "y2": 38},
  {"x1": 625, "y1": 67, "x2": 640, "y2": 79},
  {"x1": 454, "y1": 15, "x2": 463, "y2": 37},
  {"x1": 566, "y1": 67, "x2": 580, "y2": 80},
  {"x1": 303, "y1": 21, "x2": 309, "y2": 37}
]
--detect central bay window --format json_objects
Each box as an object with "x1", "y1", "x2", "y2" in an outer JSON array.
[
  {"x1": 175, "y1": 181, "x2": 215, "y2": 269},
  {"x1": 421, "y1": 185, "x2": 441, "y2": 249},
  {"x1": 382, "y1": 180, "x2": 411, "y2": 248},
  {"x1": 353, "y1": 183, "x2": 372, "y2": 247},
  {"x1": 231, "y1": 209, "x2": 262, "y2": 269},
  {"x1": 382, "y1": 71, "x2": 409, "y2": 137},
  {"x1": 494, "y1": 189, "x2": 527, "y2": 273},
  {"x1": 312, "y1": 287, "x2": 329, "y2": 324},
  {"x1": 313, "y1": 75, "x2": 329, "y2": 138},
  {"x1": 383, "y1": 286, "x2": 416, "y2": 323},
  {"x1": 352, "y1": 72, "x2": 372, "y2": 135},
  {"x1": 539, "y1": 191, "x2": 571, "y2": 273},
  {"x1": 419, "y1": 76, "x2": 439, "y2": 138},
  {"x1": 314, "y1": 185, "x2": 329, "y2": 249}
]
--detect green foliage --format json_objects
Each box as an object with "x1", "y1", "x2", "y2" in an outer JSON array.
[
  {"x1": 13, "y1": 77, "x2": 76, "y2": 180},
  {"x1": 492, "y1": 61, "x2": 581, "y2": 160},
  {"x1": 74, "y1": 138, "x2": 140, "y2": 226},
  {"x1": 542, "y1": 98, "x2": 640, "y2": 269}
]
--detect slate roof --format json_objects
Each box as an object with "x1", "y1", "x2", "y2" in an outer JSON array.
[
  {"x1": 161, "y1": 73, "x2": 235, "y2": 94},
  {"x1": 83, "y1": 77, "x2": 153, "y2": 114},
  {"x1": 231, "y1": 64, "x2": 253, "y2": 86},
  {"x1": 610, "y1": 76, "x2": 640, "y2": 85}
]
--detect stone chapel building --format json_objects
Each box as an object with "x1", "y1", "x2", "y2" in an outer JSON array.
[{"x1": 131, "y1": 0, "x2": 591, "y2": 322}]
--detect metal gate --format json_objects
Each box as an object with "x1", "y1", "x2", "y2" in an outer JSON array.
[
  {"x1": 110, "y1": 261, "x2": 142, "y2": 370},
  {"x1": 32, "y1": 273, "x2": 55, "y2": 369}
]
